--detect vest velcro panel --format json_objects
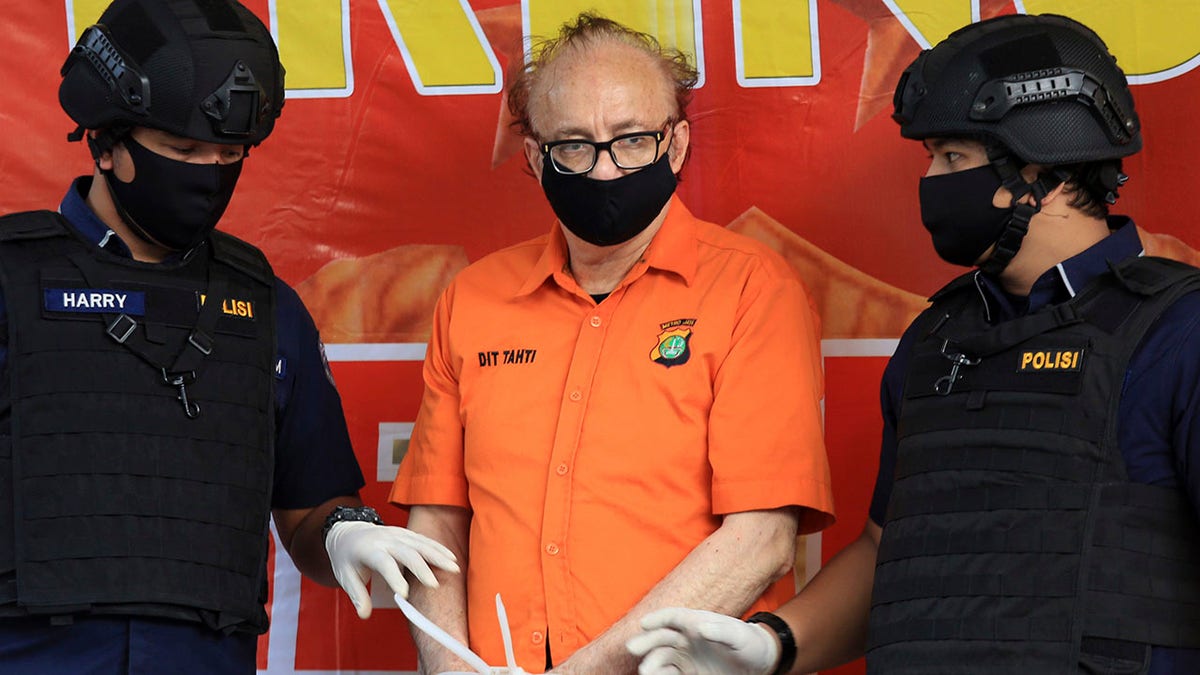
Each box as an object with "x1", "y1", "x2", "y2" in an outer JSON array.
[
  {"x1": 867, "y1": 257, "x2": 1200, "y2": 673},
  {"x1": 0, "y1": 212, "x2": 277, "y2": 633}
]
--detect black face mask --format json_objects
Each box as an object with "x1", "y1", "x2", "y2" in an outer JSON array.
[
  {"x1": 540, "y1": 151, "x2": 677, "y2": 247},
  {"x1": 103, "y1": 135, "x2": 243, "y2": 252},
  {"x1": 918, "y1": 164, "x2": 1013, "y2": 267}
]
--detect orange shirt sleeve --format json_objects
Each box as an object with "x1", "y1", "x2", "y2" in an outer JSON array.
[
  {"x1": 707, "y1": 264, "x2": 834, "y2": 533},
  {"x1": 389, "y1": 284, "x2": 470, "y2": 509}
]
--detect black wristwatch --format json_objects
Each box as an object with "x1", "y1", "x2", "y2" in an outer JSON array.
[
  {"x1": 322, "y1": 505, "x2": 385, "y2": 539},
  {"x1": 747, "y1": 611, "x2": 797, "y2": 675}
]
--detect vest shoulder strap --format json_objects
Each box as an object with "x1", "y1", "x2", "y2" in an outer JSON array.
[
  {"x1": 1108, "y1": 255, "x2": 1200, "y2": 296},
  {"x1": 0, "y1": 211, "x2": 69, "y2": 242},
  {"x1": 928, "y1": 270, "x2": 977, "y2": 303},
  {"x1": 209, "y1": 231, "x2": 274, "y2": 287}
]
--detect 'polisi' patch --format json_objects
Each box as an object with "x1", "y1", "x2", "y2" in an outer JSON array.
[
  {"x1": 197, "y1": 293, "x2": 256, "y2": 320},
  {"x1": 45, "y1": 288, "x2": 145, "y2": 315},
  {"x1": 1018, "y1": 348, "x2": 1083, "y2": 373}
]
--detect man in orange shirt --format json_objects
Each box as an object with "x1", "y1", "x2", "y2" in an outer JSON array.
[{"x1": 390, "y1": 13, "x2": 834, "y2": 674}]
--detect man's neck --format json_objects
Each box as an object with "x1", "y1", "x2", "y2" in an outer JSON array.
[
  {"x1": 996, "y1": 210, "x2": 1111, "y2": 297},
  {"x1": 562, "y1": 201, "x2": 671, "y2": 295}
]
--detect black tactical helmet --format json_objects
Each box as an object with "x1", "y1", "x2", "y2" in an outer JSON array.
[
  {"x1": 60, "y1": 0, "x2": 285, "y2": 146},
  {"x1": 893, "y1": 13, "x2": 1140, "y2": 165}
]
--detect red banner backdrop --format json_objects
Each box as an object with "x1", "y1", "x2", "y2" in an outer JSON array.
[{"x1": 2, "y1": 1, "x2": 1197, "y2": 673}]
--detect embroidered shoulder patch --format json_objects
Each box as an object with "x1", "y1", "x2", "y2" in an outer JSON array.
[
  {"x1": 1018, "y1": 348, "x2": 1083, "y2": 372},
  {"x1": 650, "y1": 318, "x2": 697, "y2": 368},
  {"x1": 197, "y1": 292, "x2": 256, "y2": 320}
]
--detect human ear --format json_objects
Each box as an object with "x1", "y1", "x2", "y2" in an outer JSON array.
[
  {"x1": 87, "y1": 129, "x2": 115, "y2": 171},
  {"x1": 524, "y1": 136, "x2": 544, "y2": 181},
  {"x1": 1038, "y1": 178, "x2": 1070, "y2": 207},
  {"x1": 667, "y1": 119, "x2": 690, "y2": 174}
]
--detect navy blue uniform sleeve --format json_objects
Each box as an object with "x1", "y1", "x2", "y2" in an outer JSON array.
[
  {"x1": 867, "y1": 324, "x2": 922, "y2": 526},
  {"x1": 271, "y1": 279, "x2": 365, "y2": 509},
  {"x1": 1119, "y1": 289, "x2": 1200, "y2": 522}
]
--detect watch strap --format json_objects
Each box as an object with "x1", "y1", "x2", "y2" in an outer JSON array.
[
  {"x1": 747, "y1": 611, "x2": 797, "y2": 675},
  {"x1": 322, "y1": 505, "x2": 385, "y2": 539}
]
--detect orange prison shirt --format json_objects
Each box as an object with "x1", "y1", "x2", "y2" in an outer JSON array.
[{"x1": 391, "y1": 195, "x2": 834, "y2": 671}]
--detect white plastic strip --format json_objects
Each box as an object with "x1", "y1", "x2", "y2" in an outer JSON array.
[
  {"x1": 393, "y1": 593, "x2": 491, "y2": 675},
  {"x1": 496, "y1": 594, "x2": 518, "y2": 670}
]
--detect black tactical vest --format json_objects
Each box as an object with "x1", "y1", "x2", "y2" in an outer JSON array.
[
  {"x1": 0, "y1": 211, "x2": 277, "y2": 633},
  {"x1": 867, "y1": 256, "x2": 1200, "y2": 673}
]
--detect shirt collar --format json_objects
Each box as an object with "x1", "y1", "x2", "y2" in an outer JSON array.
[
  {"x1": 975, "y1": 216, "x2": 1143, "y2": 320},
  {"x1": 516, "y1": 192, "x2": 698, "y2": 296},
  {"x1": 59, "y1": 176, "x2": 135, "y2": 258}
]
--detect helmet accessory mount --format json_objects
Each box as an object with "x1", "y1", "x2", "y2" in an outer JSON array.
[{"x1": 202, "y1": 60, "x2": 268, "y2": 138}]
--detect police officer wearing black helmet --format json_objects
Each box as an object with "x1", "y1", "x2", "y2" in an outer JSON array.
[
  {"x1": 627, "y1": 13, "x2": 1200, "y2": 675},
  {"x1": 0, "y1": 0, "x2": 458, "y2": 671}
]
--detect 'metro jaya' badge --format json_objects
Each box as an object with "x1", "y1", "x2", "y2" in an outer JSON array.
[{"x1": 650, "y1": 318, "x2": 697, "y2": 368}]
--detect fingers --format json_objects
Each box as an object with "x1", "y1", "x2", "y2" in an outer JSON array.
[
  {"x1": 327, "y1": 523, "x2": 462, "y2": 617},
  {"x1": 394, "y1": 529, "x2": 460, "y2": 574},
  {"x1": 627, "y1": 627, "x2": 690, "y2": 657},
  {"x1": 627, "y1": 628, "x2": 696, "y2": 675},
  {"x1": 636, "y1": 646, "x2": 690, "y2": 675},
  {"x1": 640, "y1": 608, "x2": 746, "y2": 651},
  {"x1": 335, "y1": 566, "x2": 374, "y2": 620},
  {"x1": 696, "y1": 619, "x2": 751, "y2": 649},
  {"x1": 364, "y1": 548, "x2": 415, "y2": 601},
  {"x1": 380, "y1": 529, "x2": 459, "y2": 588},
  {"x1": 640, "y1": 607, "x2": 703, "y2": 632}
]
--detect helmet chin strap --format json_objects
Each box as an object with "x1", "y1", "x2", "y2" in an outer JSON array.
[{"x1": 979, "y1": 146, "x2": 1068, "y2": 276}]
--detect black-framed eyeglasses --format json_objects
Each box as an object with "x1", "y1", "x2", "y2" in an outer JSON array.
[{"x1": 540, "y1": 121, "x2": 674, "y2": 175}]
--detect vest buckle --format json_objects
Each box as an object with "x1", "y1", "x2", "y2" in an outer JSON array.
[{"x1": 106, "y1": 314, "x2": 137, "y2": 344}]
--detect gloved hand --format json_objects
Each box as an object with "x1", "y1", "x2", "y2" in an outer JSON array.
[
  {"x1": 325, "y1": 521, "x2": 460, "y2": 619},
  {"x1": 626, "y1": 608, "x2": 780, "y2": 675},
  {"x1": 432, "y1": 662, "x2": 525, "y2": 667}
]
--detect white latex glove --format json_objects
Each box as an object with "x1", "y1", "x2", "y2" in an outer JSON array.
[
  {"x1": 434, "y1": 662, "x2": 523, "y2": 667},
  {"x1": 325, "y1": 521, "x2": 459, "y2": 619},
  {"x1": 626, "y1": 608, "x2": 780, "y2": 675}
]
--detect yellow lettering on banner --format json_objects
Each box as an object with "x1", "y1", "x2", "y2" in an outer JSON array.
[
  {"x1": 379, "y1": 0, "x2": 502, "y2": 95},
  {"x1": 734, "y1": 0, "x2": 820, "y2": 87},
  {"x1": 883, "y1": 0, "x2": 977, "y2": 49},
  {"x1": 1018, "y1": 1, "x2": 1200, "y2": 83},
  {"x1": 67, "y1": 0, "x2": 109, "y2": 41},
  {"x1": 525, "y1": 0, "x2": 704, "y2": 85},
  {"x1": 271, "y1": 0, "x2": 353, "y2": 97}
]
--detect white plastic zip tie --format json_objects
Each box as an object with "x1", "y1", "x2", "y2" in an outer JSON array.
[
  {"x1": 394, "y1": 592, "x2": 523, "y2": 675},
  {"x1": 394, "y1": 593, "x2": 491, "y2": 675},
  {"x1": 495, "y1": 593, "x2": 517, "y2": 670}
]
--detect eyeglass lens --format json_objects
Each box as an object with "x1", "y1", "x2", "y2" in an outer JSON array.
[{"x1": 549, "y1": 133, "x2": 661, "y2": 174}]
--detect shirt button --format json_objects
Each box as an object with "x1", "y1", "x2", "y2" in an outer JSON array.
[
  {"x1": 556, "y1": 463, "x2": 569, "y2": 476},
  {"x1": 590, "y1": 316, "x2": 602, "y2": 327},
  {"x1": 532, "y1": 631, "x2": 545, "y2": 645},
  {"x1": 569, "y1": 390, "x2": 582, "y2": 402},
  {"x1": 546, "y1": 543, "x2": 560, "y2": 555}
]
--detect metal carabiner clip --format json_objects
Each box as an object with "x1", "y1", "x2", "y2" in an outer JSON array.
[
  {"x1": 161, "y1": 369, "x2": 201, "y2": 419},
  {"x1": 933, "y1": 339, "x2": 980, "y2": 396}
]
